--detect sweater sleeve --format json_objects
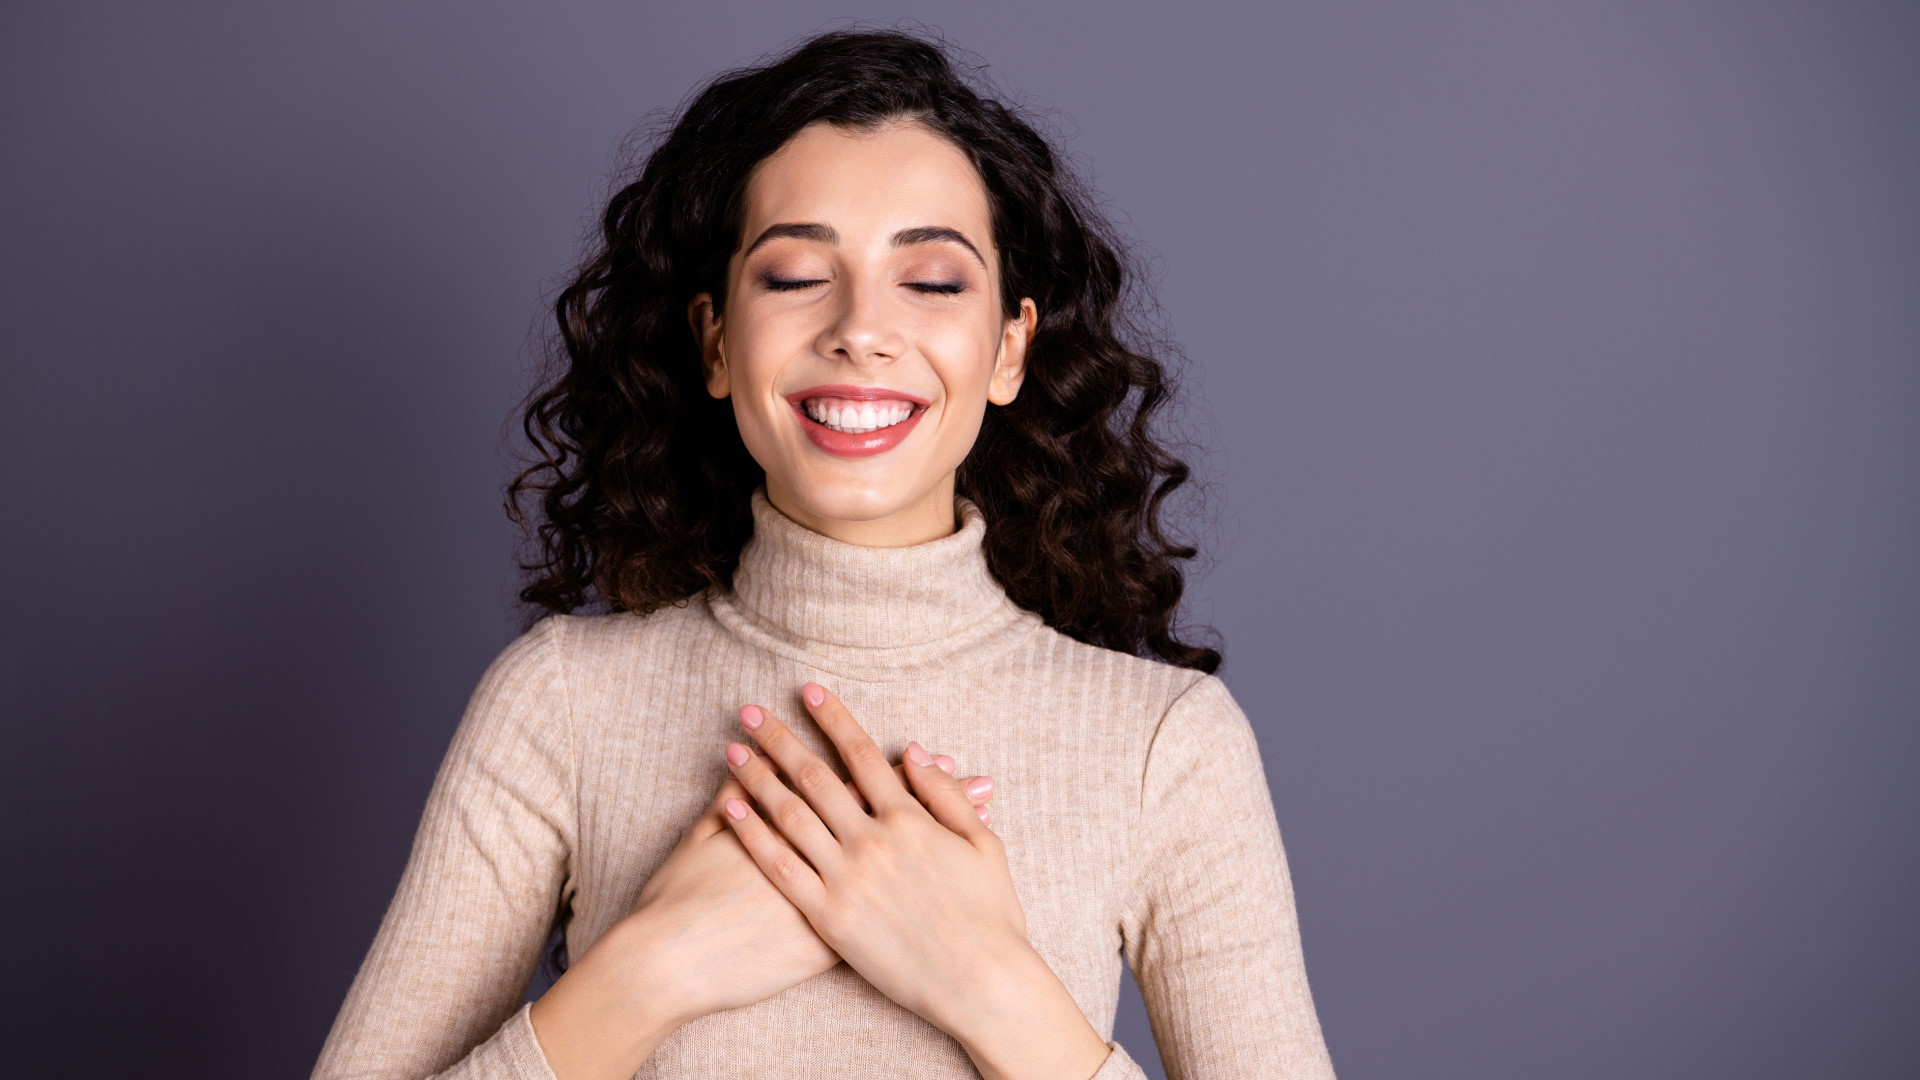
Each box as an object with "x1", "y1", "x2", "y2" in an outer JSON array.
[
  {"x1": 311, "y1": 616, "x2": 577, "y2": 1080},
  {"x1": 1112, "y1": 674, "x2": 1338, "y2": 1080}
]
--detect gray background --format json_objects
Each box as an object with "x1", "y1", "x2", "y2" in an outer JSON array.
[{"x1": 3, "y1": 2, "x2": 1916, "y2": 1077}]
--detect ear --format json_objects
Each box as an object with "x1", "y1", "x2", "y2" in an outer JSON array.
[
  {"x1": 988, "y1": 297, "x2": 1036, "y2": 406},
  {"x1": 687, "y1": 292, "x2": 729, "y2": 399}
]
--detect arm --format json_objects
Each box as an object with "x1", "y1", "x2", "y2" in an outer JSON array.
[
  {"x1": 311, "y1": 616, "x2": 617, "y2": 1079},
  {"x1": 1112, "y1": 674, "x2": 1338, "y2": 1080}
]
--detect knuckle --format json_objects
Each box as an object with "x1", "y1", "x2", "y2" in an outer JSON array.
[
  {"x1": 795, "y1": 759, "x2": 836, "y2": 794},
  {"x1": 774, "y1": 797, "x2": 814, "y2": 833},
  {"x1": 846, "y1": 828, "x2": 886, "y2": 860},
  {"x1": 842, "y1": 740, "x2": 883, "y2": 771},
  {"x1": 770, "y1": 849, "x2": 808, "y2": 885}
]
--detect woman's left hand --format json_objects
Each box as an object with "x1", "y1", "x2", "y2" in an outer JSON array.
[{"x1": 718, "y1": 681, "x2": 1035, "y2": 1041}]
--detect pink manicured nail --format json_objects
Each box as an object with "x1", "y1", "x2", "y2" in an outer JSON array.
[
  {"x1": 725, "y1": 798, "x2": 748, "y2": 821},
  {"x1": 740, "y1": 705, "x2": 764, "y2": 730},
  {"x1": 966, "y1": 776, "x2": 993, "y2": 799},
  {"x1": 905, "y1": 740, "x2": 932, "y2": 766},
  {"x1": 802, "y1": 683, "x2": 825, "y2": 707},
  {"x1": 975, "y1": 804, "x2": 989, "y2": 821},
  {"x1": 933, "y1": 755, "x2": 955, "y2": 774},
  {"x1": 726, "y1": 743, "x2": 749, "y2": 766}
]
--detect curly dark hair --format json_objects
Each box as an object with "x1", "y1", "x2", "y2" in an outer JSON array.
[{"x1": 506, "y1": 24, "x2": 1223, "y2": 677}]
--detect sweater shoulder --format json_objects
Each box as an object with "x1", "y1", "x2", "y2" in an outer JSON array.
[
  {"x1": 536, "y1": 594, "x2": 723, "y2": 678},
  {"x1": 1018, "y1": 622, "x2": 1214, "y2": 729}
]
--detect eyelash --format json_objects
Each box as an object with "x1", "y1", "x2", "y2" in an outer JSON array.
[{"x1": 761, "y1": 277, "x2": 966, "y2": 295}]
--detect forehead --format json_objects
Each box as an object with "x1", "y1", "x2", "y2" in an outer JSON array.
[{"x1": 738, "y1": 120, "x2": 993, "y2": 249}]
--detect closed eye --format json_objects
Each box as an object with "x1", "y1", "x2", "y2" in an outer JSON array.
[{"x1": 758, "y1": 275, "x2": 966, "y2": 295}]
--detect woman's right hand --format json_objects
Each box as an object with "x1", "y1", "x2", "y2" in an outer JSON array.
[{"x1": 614, "y1": 748, "x2": 995, "y2": 1024}]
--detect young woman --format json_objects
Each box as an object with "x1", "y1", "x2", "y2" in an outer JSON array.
[{"x1": 312, "y1": 28, "x2": 1336, "y2": 1080}]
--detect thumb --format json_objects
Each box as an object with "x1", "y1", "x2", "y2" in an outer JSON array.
[{"x1": 901, "y1": 740, "x2": 989, "y2": 840}]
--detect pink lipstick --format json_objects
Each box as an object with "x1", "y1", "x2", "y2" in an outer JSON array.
[{"x1": 783, "y1": 384, "x2": 931, "y2": 459}]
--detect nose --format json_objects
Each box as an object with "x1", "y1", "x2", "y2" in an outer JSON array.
[{"x1": 816, "y1": 271, "x2": 906, "y2": 367}]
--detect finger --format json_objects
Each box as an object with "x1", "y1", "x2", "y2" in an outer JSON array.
[
  {"x1": 708, "y1": 773, "x2": 750, "y2": 819},
  {"x1": 897, "y1": 747, "x2": 991, "y2": 803},
  {"x1": 847, "y1": 767, "x2": 979, "y2": 812},
  {"x1": 961, "y1": 774, "x2": 995, "y2": 806},
  {"x1": 739, "y1": 703, "x2": 872, "y2": 841},
  {"x1": 724, "y1": 740, "x2": 844, "y2": 876},
  {"x1": 919, "y1": 749, "x2": 994, "y2": 806},
  {"x1": 883, "y1": 743, "x2": 995, "y2": 809},
  {"x1": 937, "y1": 755, "x2": 992, "y2": 822},
  {"x1": 799, "y1": 682, "x2": 916, "y2": 816},
  {"x1": 720, "y1": 792, "x2": 827, "y2": 914},
  {"x1": 831, "y1": 758, "x2": 994, "y2": 816},
  {"x1": 843, "y1": 776, "x2": 872, "y2": 812},
  {"x1": 901, "y1": 739, "x2": 993, "y2": 842},
  {"x1": 710, "y1": 774, "x2": 813, "y2": 854}
]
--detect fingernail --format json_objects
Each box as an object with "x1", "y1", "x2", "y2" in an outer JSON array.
[
  {"x1": 905, "y1": 740, "x2": 932, "y2": 766},
  {"x1": 802, "y1": 683, "x2": 825, "y2": 707},
  {"x1": 975, "y1": 804, "x2": 989, "y2": 821},
  {"x1": 934, "y1": 755, "x2": 955, "y2": 774},
  {"x1": 725, "y1": 798, "x2": 748, "y2": 821},
  {"x1": 726, "y1": 743, "x2": 749, "y2": 766},
  {"x1": 966, "y1": 776, "x2": 993, "y2": 799},
  {"x1": 739, "y1": 705, "x2": 763, "y2": 730}
]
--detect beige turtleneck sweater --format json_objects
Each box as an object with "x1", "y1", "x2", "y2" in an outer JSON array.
[{"x1": 311, "y1": 487, "x2": 1336, "y2": 1079}]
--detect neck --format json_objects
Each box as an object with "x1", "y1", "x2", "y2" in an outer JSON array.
[
  {"x1": 703, "y1": 483, "x2": 1040, "y2": 678},
  {"x1": 764, "y1": 473, "x2": 960, "y2": 547}
]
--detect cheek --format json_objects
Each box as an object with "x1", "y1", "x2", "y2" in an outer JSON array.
[
  {"x1": 721, "y1": 313, "x2": 800, "y2": 399},
  {"x1": 925, "y1": 324, "x2": 1001, "y2": 405},
  {"x1": 726, "y1": 303, "x2": 804, "y2": 363}
]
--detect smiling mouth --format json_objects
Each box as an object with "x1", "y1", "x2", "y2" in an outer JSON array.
[{"x1": 797, "y1": 396, "x2": 925, "y2": 434}]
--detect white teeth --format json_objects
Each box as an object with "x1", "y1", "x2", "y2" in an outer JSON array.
[{"x1": 803, "y1": 398, "x2": 915, "y2": 434}]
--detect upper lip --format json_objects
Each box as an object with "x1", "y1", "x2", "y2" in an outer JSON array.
[{"x1": 784, "y1": 384, "x2": 931, "y2": 408}]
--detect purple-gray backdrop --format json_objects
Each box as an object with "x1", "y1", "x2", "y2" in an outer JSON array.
[{"x1": 3, "y1": 2, "x2": 1916, "y2": 1078}]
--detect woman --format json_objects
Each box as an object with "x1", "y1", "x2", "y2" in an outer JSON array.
[{"x1": 312, "y1": 27, "x2": 1336, "y2": 1080}]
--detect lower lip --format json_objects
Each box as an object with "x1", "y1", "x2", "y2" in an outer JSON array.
[{"x1": 792, "y1": 401, "x2": 928, "y2": 458}]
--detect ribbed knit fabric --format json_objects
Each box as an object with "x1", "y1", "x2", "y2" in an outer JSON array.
[{"x1": 311, "y1": 485, "x2": 1336, "y2": 1079}]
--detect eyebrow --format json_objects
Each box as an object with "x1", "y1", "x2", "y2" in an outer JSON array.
[{"x1": 741, "y1": 222, "x2": 988, "y2": 270}]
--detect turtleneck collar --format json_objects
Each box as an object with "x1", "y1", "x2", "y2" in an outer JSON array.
[{"x1": 705, "y1": 484, "x2": 1041, "y2": 678}]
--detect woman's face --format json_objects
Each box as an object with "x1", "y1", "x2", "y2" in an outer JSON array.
[{"x1": 688, "y1": 118, "x2": 1036, "y2": 547}]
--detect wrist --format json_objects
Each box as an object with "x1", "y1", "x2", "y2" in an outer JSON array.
[
  {"x1": 947, "y1": 942, "x2": 1112, "y2": 1080},
  {"x1": 593, "y1": 914, "x2": 699, "y2": 1030},
  {"x1": 528, "y1": 922, "x2": 687, "y2": 1080}
]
